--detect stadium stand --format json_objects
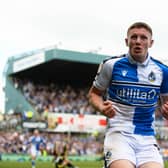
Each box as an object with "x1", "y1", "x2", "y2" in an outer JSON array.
[
  {"x1": 0, "y1": 131, "x2": 104, "y2": 156},
  {"x1": 4, "y1": 47, "x2": 109, "y2": 118}
]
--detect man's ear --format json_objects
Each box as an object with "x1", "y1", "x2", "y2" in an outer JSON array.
[
  {"x1": 125, "y1": 38, "x2": 128, "y2": 46},
  {"x1": 149, "y1": 39, "x2": 154, "y2": 48}
]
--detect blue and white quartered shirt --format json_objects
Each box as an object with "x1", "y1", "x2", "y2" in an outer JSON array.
[
  {"x1": 28, "y1": 135, "x2": 45, "y2": 151},
  {"x1": 93, "y1": 53, "x2": 168, "y2": 136}
]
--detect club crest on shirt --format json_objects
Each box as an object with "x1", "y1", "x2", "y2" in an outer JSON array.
[
  {"x1": 122, "y1": 70, "x2": 128, "y2": 77},
  {"x1": 148, "y1": 71, "x2": 156, "y2": 82}
]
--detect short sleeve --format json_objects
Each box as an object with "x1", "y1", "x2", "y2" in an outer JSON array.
[{"x1": 160, "y1": 66, "x2": 168, "y2": 94}]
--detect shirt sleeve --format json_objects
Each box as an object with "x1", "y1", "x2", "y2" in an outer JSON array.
[
  {"x1": 160, "y1": 66, "x2": 168, "y2": 94},
  {"x1": 93, "y1": 59, "x2": 113, "y2": 91}
]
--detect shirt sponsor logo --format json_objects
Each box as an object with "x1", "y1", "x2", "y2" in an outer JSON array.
[{"x1": 116, "y1": 88, "x2": 157, "y2": 100}]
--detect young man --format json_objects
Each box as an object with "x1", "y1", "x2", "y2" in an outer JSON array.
[
  {"x1": 28, "y1": 129, "x2": 45, "y2": 168},
  {"x1": 88, "y1": 22, "x2": 168, "y2": 168}
]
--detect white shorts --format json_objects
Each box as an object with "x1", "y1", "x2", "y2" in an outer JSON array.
[
  {"x1": 30, "y1": 146, "x2": 41, "y2": 157},
  {"x1": 104, "y1": 131, "x2": 163, "y2": 168}
]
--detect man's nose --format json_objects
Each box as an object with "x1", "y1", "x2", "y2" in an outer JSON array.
[{"x1": 135, "y1": 36, "x2": 141, "y2": 43}]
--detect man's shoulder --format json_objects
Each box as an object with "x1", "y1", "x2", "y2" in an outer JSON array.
[
  {"x1": 103, "y1": 54, "x2": 126, "y2": 64},
  {"x1": 151, "y1": 57, "x2": 168, "y2": 69}
]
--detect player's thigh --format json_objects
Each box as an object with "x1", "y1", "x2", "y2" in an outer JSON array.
[
  {"x1": 136, "y1": 143, "x2": 163, "y2": 168},
  {"x1": 30, "y1": 148, "x2": 37, "y2": 159},
  {"x1": 109, "y1": 159, "x2": 135, "y2": 168},
  {"x1": 104, "y1": 132, "x2": 136, "y2": 167},
  {"x1": 138, "y1": 161, "x2": 163, "y2": 168}
]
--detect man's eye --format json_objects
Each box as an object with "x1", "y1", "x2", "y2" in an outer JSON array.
[
  {"x1": 141, "y1": 36, "x2": 147, "y2": 40},
  {"x1": 131, "y1": 35, "x2": 137, "y2": 40}
]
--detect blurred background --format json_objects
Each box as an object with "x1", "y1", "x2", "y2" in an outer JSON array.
[{"x1": 1, "y1": 0, "x2": 168, "y2": 167}]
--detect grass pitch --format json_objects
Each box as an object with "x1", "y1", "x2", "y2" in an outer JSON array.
[
  {"x1": 0, "y1": 160, "x2": 168, "y2": 168},
  {"x1": 0, "y1": 160, "x2": 103, "y2": 168}
]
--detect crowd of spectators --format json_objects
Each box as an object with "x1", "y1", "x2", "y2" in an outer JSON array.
[
  {"x1": 13, "y1": 78, "x2": 99, "y2": 116},
  {"x1": 0, "y1": 131, "x2": 103, "y2": 156},
  {"x1": 13, "y1": 77, "x2": 166, "y2": 119},
  {"x1": 0, "y1": 113, "x2": 22, "y2": 131},
  {"x1": 1, "y1": 130, "x2": 168, "y2": 159}
]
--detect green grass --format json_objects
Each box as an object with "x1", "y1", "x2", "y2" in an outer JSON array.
[
  {"x1": 165, "y1": 161, "x2": 168, "y2": 168},
  {"x1": 0, "y1": 160, "x2": 103, "y2": 168},
  {"x1": 0, "y1": 160, "x2": 168, "y2": 168}
]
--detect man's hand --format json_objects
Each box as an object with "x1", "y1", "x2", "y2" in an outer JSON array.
[
  {"x1": 100, "y1": 100, "x2": 116, "y2": 118},
  {"x1": 161, "y1": 101, "x2": 168, "y2": 120},
  {"x1": 88, "y1": 86, "x2": 116, "y2": 118}
]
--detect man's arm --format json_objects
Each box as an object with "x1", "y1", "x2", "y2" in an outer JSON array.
[
  {"x1": 88, "y1": 86, "x2": 115, "y2": 118},
  {"x1": 160, "y1": 95, "x2": 168, "y2": 120}
]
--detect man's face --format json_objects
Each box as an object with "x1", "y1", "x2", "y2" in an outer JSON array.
[
  {"x1": 125, "y1": 28, "x2": 153, "y2": 63},
  {"x1": 34, "y1": 130, "x2": 39, "y2": 136}
]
